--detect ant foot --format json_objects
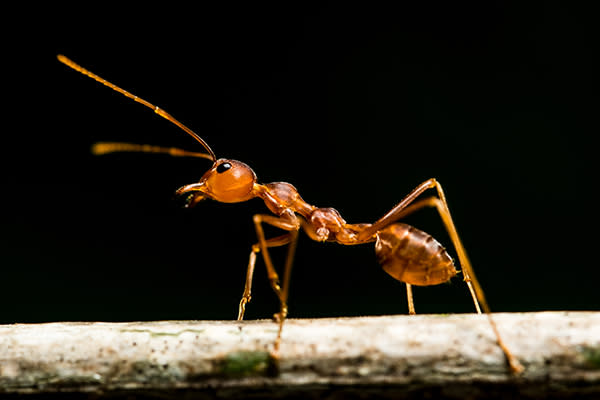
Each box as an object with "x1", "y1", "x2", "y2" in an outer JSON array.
[{"x1": 237, "y1": 297, "x2": 251, "y2": 320}]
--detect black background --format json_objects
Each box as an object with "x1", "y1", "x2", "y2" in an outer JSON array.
[{"x1": 2, "y1": 2, "x2": 597, "y2": 324}]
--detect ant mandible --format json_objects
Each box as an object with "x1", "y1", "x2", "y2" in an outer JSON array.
[{"x1": 57, "y1": 55, "x2": 523, "y2": 374}]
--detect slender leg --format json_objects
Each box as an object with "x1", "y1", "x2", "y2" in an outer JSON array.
[
  {"x1": 278, "y1": 229, "x2": 299, "y2": 319},
  {"x1": 389, "y1": 195, "x2": 483, "y2": 314},
  {"x1": 358, "y1": 178, "x2": 523, "y2": 373},
  {"x1": 237, "y1": 234, "x2": 292, "y2": 320},
  {"x1": 406, "y1": 283, "x2": 416, "y2": 315},
  {"x1": 359, "y1": 180, "x2": 485, "y2": 311},
  {"x1": 253, "y1": 214, "x2": 299, "y2": 298},
  {"x1": 273, "y1": 229, "x2": 299, "y2": 353},
  {"x1": 237, "y1": 249, "x2": 256, "y2": 320},
  {"x1": 357, "y1": 179, "x2": 442, "y2": 240},
  {"x1": 252, "y1": 213, "x2": 301, "y2": 355}
]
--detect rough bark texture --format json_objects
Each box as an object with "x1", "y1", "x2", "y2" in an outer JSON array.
[{"x1": 1, "y1": 312, "x2": 599, "y2": 399}]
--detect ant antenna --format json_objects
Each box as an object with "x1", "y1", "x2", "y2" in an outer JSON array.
[
  {"x1": 57, "y1": 55, "x2": 217, "y2": 162},
  {"x1": 91, "y1": 142, "x2": 215, "y2": 160}
]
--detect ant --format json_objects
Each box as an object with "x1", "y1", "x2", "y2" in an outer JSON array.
[{"x1": 58, "y1": 55, "x2": 523, "y2": 374}]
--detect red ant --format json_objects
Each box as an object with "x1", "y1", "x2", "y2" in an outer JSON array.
[{"x1": 58, "y1": 55, "x2": 523, "y2": 374}]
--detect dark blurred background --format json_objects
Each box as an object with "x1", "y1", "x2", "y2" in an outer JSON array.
[{"x1": 2, "y1": 2, "x2": 597, "y2": 324}]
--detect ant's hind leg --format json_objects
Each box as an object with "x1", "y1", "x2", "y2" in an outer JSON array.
[
  {"x1": 360, "y1": 179, "x2": 523, "y2": 373},
  {"x1": 398, "y1": 196, "x2": 483, "y2": 314},
  {"x1": 358, "y1": 179, "x2": 486, "y2": 314},
  {"x1": 409, "y1": 195, "x2": 484, "y2": 314}
]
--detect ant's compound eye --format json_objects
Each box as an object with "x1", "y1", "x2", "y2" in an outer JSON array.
[{"x1": 216, "y1": 162, "x2": 232, "y2": 173}]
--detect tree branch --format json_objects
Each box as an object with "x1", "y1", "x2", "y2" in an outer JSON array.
[{"x1": 1, "y1": 312, "x2": 599, "y2": 399}]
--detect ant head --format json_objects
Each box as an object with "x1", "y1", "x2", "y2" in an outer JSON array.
[{"x1": 176, "y1": 159, "x2": 257, "y2": 205}]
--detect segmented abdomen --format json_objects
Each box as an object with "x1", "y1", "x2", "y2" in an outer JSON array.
[{"x1": 375, "y1": 223, "x2": 457, "y2": 286}]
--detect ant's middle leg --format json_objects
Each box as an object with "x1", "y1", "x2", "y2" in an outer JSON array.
[
  {"x1": 251, "y1": 212, "x2": 300, "y2": 354},
  {"x1": 405, "y1": 283, "x2": 416, "y2": 315}
]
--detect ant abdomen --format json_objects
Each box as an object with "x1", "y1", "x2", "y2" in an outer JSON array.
[{"x1": 375, "y1": 223, "x2": 457, "y2": 286}]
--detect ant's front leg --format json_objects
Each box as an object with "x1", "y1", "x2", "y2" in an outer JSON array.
[
  {"x1": 247, "y1": 210, "x2": 300, "y2": 354},
  {"x1": 253, "y1": 211, "x2": 300, "y2": 304},
  {"x1": 238, "y1": 233, "x2": 295, "y2": 320}
]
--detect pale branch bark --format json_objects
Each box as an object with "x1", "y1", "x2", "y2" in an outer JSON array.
[{"x1": 1, "y1": 312, "x2": 599, "y2": 399}]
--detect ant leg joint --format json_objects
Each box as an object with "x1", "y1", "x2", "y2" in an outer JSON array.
[
  {"x1": 273, "y1": 305, "x2": 288, "y2": 323},
  {"x1": 270, "y1": 278, "x2": 281, "y2": 293},
  {"x1": 422, "y1": 177, "x2": 438, "y2": 188}
]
